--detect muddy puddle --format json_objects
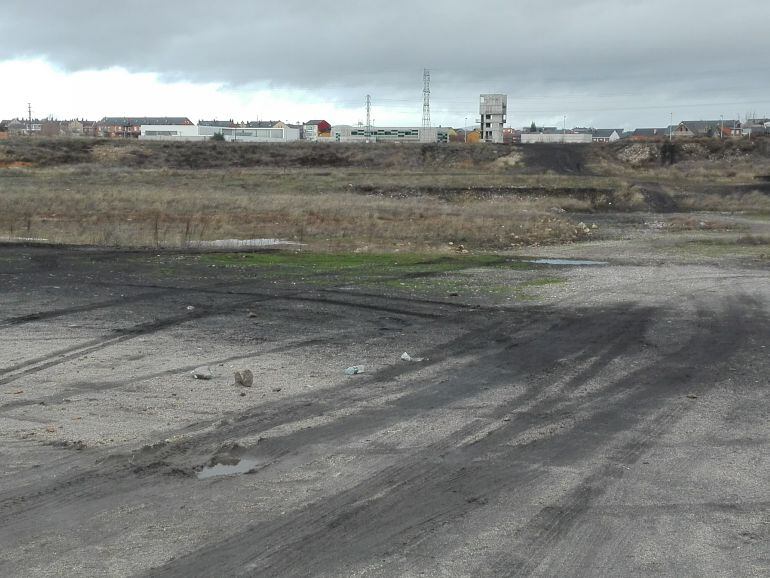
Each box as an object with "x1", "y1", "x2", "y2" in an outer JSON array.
[
  {"x1": 197, "y1": 457, "x2": 260, "y2": 480},
  {"x1": 189, "y1": 238, "x2": 303, "y2": 249},
  {"x1": 526, "y1": 258, "x2": 608, "y2": 266}
]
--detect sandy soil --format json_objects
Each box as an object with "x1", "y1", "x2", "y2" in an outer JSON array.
[{"x1": 0, "y1": 239, "x2": 768, "y2": 576}]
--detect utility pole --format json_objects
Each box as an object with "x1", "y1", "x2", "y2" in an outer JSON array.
[
  {"x1": 27, "y1": 102, "x2": 32, "y2": 136},
  {"x1": 465, "y1": 116, "x2": 468, "y2": 143},
  {"x1": 720, "y1": 115, "x2": 724, "y2": 140},
  {"x1": 365, "y1": 94, "x2": 371, "y2": 141}
]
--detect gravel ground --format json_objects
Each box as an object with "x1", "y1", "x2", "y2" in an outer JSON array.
[{"x1": 0, "y1": 239, "x2": 768, "y2": 577}]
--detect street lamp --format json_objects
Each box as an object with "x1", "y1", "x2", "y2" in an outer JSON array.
[
  {"x1": 669, "y1": 112, "x2": 673, "y2": 141},
  {"x1": 465, "y1": 116, "x2": 468, "y2": 143},
  {"x1": 563, "y1": 115, "x2": 566, "y2": 142}
]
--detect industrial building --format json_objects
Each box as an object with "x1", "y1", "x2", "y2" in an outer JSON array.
[
  {"x1": 139, "y1": 122, "x2": 300, "y2": 142},
  {"x1": 480, "y1": 94, "x2": 507, "y2": 143},
  {"x1": 331, "y1": 125, "x2": 449, "y2": 144},
  {"x1": 520, "y1": 133, "x2": 593, "y2": 144},
  {"x1": 197, "y1": 124, "x2": 300, "y2": 142}
]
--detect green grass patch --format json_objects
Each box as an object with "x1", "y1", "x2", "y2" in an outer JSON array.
[
  {"x1": 517, "y1": 277, "x2": 565, "y2": 288},
  {"x1": 663, "y1": 238, "x2": 770, "y2": 259},
  {"x1": 198, "y1": 251, "x2": 534, "y2": 280}
]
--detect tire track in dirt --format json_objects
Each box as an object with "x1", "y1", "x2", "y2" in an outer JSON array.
[
  {"x1": 0, "y1": 297, "x2": 259, "y2": 386},
  {"x1": 481, "y1": 295, "x2": 765, "y2": 577},
  {"x1": 0, "y1": 284, "x2": 467, "y2": 388},
  {"x1": 147, "y1": 295, "x2": 760, "y2": 576},
  {"x1": 0, "y1": 290, "x2": 762, "y2": 576},
  {"x1": 0, "y1": 311, "x2": 508, "y2": 525}
]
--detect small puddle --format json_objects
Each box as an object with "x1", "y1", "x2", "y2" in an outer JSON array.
[
  {"x1": 526, "y1": 258, "x2": 608, "y2": 266},
  {"x1": 190, "y1": 238, "x2": 303, "y2": 249},
  {"x1": 197, "y1": 457, "x2": 260, "y2": 480}
]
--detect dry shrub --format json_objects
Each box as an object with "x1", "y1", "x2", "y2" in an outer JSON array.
[
  {"x1": 736, "y1": 234, "x2": 770, "y2": 245},
  {"x1": 666, "y1": 216, "x2": 739, "y2": 231}
]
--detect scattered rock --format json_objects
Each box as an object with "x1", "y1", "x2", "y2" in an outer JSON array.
[
  {"x1": 46, "y1": 426, "x2": 56, "y2": 433},
  {"x1": 186, "y1": 305, "x2": 195, "y2": 311},
  {"x1": 344, "y1": 365, "x2": 365, "y2": 375},
  {"x1": 239, "y1": 392, "x2": 246, "y2": 397},
  {"x1": 686, "y1": 394, "x2": 699, "y2": 399},
  {"x1": 234, "y1": 369, "x2": 253, "y2": 387},
  {"x1": 247, "y1": 311, "x2": 257, "y2": 318},
  {"x1": 401, "y1": 352, "x2": 425, "y2": 362},
  {"x1": 448, "y1": 291, "x2": 460, "y2": 297},
  {"x1": 272, "y1": 387, "x2": 282, "y2": 392},
  {"x1": 191, "y1": 366, "x2": 213, "y2": 380}
]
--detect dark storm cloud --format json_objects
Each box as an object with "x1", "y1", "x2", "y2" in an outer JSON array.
[{"x1": 2, "y1": 0, "x2": 769, "y2": 125}]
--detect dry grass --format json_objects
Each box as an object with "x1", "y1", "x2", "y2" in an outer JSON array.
[
  {"x1": 0, "y1": 166, "x2": 599, "y2": 250},
  {"x1": 2, "y1": 138, "x2": 769, "y2": 251}
]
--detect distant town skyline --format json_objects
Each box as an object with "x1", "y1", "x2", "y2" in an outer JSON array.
[{"x1": 2, "y1": 1, "x2": 769, "y2": 129}]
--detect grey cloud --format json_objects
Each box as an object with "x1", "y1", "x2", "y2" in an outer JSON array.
[{"x1": 2, "y1": 0, "x2": 769, "y2": 126}]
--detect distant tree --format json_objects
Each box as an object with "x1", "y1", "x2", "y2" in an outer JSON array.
[
  {"x1": 529, "y1": 122, "x2": 537, "y2": 133},
  {"x1": 210, "y1": 132, "x2": 225, "y2": 142}
]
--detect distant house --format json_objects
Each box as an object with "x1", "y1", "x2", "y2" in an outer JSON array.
[
  {"x1": 198, "y1": 119, "x2": 237, "y2": 128},
  {"x1": 2, "y1": 118, "x2": 41, "y2": 136},
  {"x1": 303, "y1": 120, "x2": 332, "y2": 141},
  {"x1": 592, "y1": 129, "x2": 622, "y2": 143},
  {"x1": 245, "y1": 120, "x2": 284, "y2": 129},
  {"x1": 743, "y1": 118, "x2": 769, "y2": 138},
  {"x1": 40, "y1": 119, "x2": 85, "y2": 137},
  {"x1": 0, "y1": 120, "x2": 8, "y2": 140},
  {"x1": 674, "y1": 120, "x2": 739, "y2": 138},
  {"x1": 503, "y1": 127, "x2": 520, "y2": 144},
  {"x1": 629, "y1": 128, "x2": 668, "y2": 141},
  {"x1": 41, "y1": 120, "x2": 63, "y2": 137},
  {"x1": 98, "y1": 117, "x2": 193, "y2": 138},
  {"x1": 81, "y1": 120, "x2": 98, "y2": 137},
  {"x1": 521, "y1": 126, "x2": 560, "y2": 134}
]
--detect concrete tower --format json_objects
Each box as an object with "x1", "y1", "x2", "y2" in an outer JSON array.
[{"x1": 480, "y1": 94, "x2": 507, "y2": 143}]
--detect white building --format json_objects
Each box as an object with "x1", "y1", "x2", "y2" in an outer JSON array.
[
  {"x1": 140, "y1": 123, "x2": 300, "y2": 142},
  {"x1": 520, "y1": 133, "x2": 593, "y2": 144},
  {"x1": 331, "y1": 125, "x2": 449, "y2": 144},
  {"x1": 480, "y1": 94, "x2": 507, "y2": 143},
  {"x1": 197, "y1": 125, "x2": 300, "y2": 142},
  {"x1": 139, "y1": 124, "x2": 199, "y2": 140}
]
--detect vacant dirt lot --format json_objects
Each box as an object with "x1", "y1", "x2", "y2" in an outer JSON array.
[{"x1": 0, "y1": 240, "x2": 767, "y2": 576}]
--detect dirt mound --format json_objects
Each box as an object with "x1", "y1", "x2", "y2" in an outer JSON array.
[
  {"x1": 614, "y1": 143, "x2": 659, "y2": 165},
  {"x1": 519, "y1": 144, "x2": 592, "y2": 174},
  {"x1": 0, "y1": 139, "x2": 600, "y2": 172},
  {"x1": 635, "y1": 185, "x2": 678, "y2": 212}
]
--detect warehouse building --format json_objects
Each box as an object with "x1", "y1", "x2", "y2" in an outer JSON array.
[
  {"x1": 139, "y1": 121, "x2": 300, "y2": 142},
  {"x1": 331, "y1": 125, "x2": 449, "y2": 143}
]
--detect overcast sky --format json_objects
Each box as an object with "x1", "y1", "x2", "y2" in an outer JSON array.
[{"x1": 1, "y1": 0, "x2": 769, "y2": 129}]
